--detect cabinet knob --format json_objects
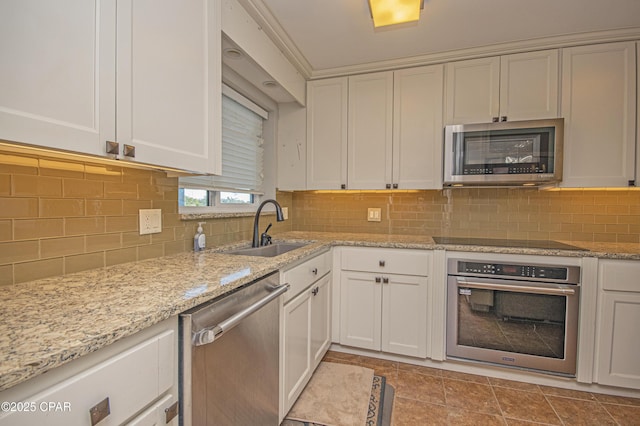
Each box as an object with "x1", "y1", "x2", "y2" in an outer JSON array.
[
  {"x1": 500, "y1": 116, "x2": 508, "y2": 122},
  {"x1": 492, "y1": 117, "x2": 499, "y2": 122},
  {"x1": 105, "y1": 141, "x2": 119, "y2": 155},
  {"x1": 379, "y1": 260, "x2": 385, "y2": 267},
  {"x1": 89, "y1": 397, "x2": 110, "y2": 426},
  {"x1": 375, "y1": 277, "x2": 381, "y2": 283},
  {"x1": 311, "y1": 267, "x2": 318, "y2": 275},
  {"x1": 341, "y1": 184, "x2": 346, "y2": 189},
  {"x1": 164, "y1": 401, "x2": 179, "y2": 423},
  {"x1": 311, "y1": 286, "x2": 319, "y2": 296},
  {"x1": 382, "y1": 277, "x2": 389, "y2": 284},
  {"x1": 386, "y1": 184, "x2": 391, "y2": 189},
  {"x1": 123, "y1": 144, "x2": 136, "y2": 158}
]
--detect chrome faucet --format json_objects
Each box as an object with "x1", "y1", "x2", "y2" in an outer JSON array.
[{"x1": 252, "y1": 199, "x2": 284, "y2": 247}]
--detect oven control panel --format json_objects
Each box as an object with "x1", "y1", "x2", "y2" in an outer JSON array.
[{"x1": 457, "y1": 261, "x2": 568, "y2": 280}]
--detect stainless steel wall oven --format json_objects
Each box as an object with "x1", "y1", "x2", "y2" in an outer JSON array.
[{"x1": 447, "y1": 258, "x2": 580, "y2": 376}]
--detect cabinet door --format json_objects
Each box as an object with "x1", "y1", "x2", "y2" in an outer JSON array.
[
  {"x1": 306, "y1": 77, "x2": 348, "y2": 189},
  {"x1": 381, "y1": 275, "x2": 428, "y2": 357},
  {"x1": 0, "y1": 0, "x2": 115, "y2": 156},
  {"x1": 116, "y1": 0, "x2": 221, "y2": 174},
  {"x1": 596, "y1": 291, "x2": 640, "y2": 389},
  {"x1": 310, "y1": 274, "x2": 332, "y2": 369},
  {"x1": 561, "y1": 42, "x2": 636, "y2": 188},
  {"x1": 348, "y1": 72, "x2": 393, "y2": 189},
  {"x1": 445, "y1": 57, "x2": 500, "y2": 124},
  {"x1": 393, "y1": 65, "x2": 444, "y2": 189},
  {"x1": 282, "y1": 288, "x2": 312, "y2": 413},
  {"x1": 500, "y1": 50, "x2": 559, "y2": 121},
  {"x1": 340, "y1": 271, "x2": 382, "y2": 351}
]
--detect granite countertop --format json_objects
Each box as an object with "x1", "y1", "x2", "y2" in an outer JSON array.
[{"x1": 1, "y1": 231, "x2": 639, "y2": 391}]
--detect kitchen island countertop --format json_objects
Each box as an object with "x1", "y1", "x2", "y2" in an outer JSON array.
[{"x1": 1, "y1": 231, "x2": 638, "y2": 391}]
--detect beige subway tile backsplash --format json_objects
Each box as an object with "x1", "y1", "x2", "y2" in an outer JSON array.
[
  {"x1": 291, "y1": 189, "x2": 640, "y2": 243},
  {"x1": 14, "y1": 258, "x2": 63, "y2": 284},
  {"x1": 1, "y1": 143, "x2": 638, "y2": 287}
]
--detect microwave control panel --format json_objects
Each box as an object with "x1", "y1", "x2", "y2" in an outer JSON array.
[{"x1": 462, "y1": 164, "x2": 547, "y2": 175}]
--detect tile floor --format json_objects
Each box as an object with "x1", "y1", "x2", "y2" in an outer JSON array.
[{"x1": 322, "y1": 351, "x2": 640, "y2": 426}]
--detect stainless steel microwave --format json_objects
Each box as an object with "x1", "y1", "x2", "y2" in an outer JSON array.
[{"x1": 443, "y1": 118, "x2": 564, "y2": 187}]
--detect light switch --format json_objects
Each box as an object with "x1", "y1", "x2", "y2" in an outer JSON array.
[
  {"x1": 367, "y1": 208, "x2": 381, "y2": 222},
  {"x1": 139, "y1": 209, "x2": 162, "y2": 235}
]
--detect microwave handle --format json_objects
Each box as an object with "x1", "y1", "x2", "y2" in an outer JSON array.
[{"x1": 459, "y1": 280, "x2": 575, "y2": 296}]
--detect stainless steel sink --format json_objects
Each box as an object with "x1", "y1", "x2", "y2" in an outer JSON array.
[{"x1": 225, "y1": 242, "x2": 308, "y2": 257}]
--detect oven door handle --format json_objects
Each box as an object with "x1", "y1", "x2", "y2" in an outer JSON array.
[{"x1": 459, "y1": 280, "x2": 576, "y2": 296}]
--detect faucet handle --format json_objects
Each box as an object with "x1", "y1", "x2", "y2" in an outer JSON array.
[{"x1": 260, "y1": 223, "x2": 273, "y2": 246}]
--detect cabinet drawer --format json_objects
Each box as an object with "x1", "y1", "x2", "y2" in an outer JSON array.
[
  {"x1": 600, "y1": 259, "x2": 640, "y2": 292},
  {"x1": 0, "y1": 330, "x2": 174, "y2": 426},
  {"x1": 282, "y1": 250, "x2": 331, "y2": 303},
  {"x1": 341, "y1": 247, "x2": 429, "y2": 276}
]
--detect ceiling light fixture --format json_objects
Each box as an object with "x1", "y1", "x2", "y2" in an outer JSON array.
[{"x1": 368, "y1": 0, "x2": 423, "y2": 28}]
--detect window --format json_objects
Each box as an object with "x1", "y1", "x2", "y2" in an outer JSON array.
[{"x1": 179, "y1": 86, "x2": 267, "y2": 211}]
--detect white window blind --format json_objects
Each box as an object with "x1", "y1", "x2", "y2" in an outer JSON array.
[{"x1": 180, "y1": 90, "x2": 265, "y2": 194}]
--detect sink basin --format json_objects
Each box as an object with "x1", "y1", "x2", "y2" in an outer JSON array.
[{"x1": 225, "y1": 242, "x2": 308, "y2": 257}]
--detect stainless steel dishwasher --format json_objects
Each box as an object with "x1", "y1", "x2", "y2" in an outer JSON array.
[{"x1": 179, "y1": 271, "x2": 289, "y2": 425}]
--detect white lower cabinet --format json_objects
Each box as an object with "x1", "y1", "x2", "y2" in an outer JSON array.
[
  {"x1": 596, "y1": 260, "x2": 640, "y2": 389},
  {"x1": 280, "y1": 251, "x2": 332, "y2": 421},
  {"x1": 339, "y1": 248, "x2": 429, "y2": 358},
  {"x1": 0, "y1": 317, "x2": 178, "y2": 426}
]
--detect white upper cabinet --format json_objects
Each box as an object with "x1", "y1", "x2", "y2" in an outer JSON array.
[
  {"x1": 307, "y1": 65, "x2": 444, "y2": 190},
  {"x1": 560, "y1": 42, "x2": 636, "y2": 188},
  {"x1": 446, "y1": 56, "x2": 500, "y2": 124},
  {"x1": 0, "y1": 0, "x2": 221, "y2": 174},
  {"x1": 306, "y1": 77, "x2": 348, "y2": 190},
  {"x1": 348, "y1": 71, "x2": 394, "y2": 190},
  {"x1": 445, "y1": 50, "x2": 559, "y2": 124},
  {"x1": 0, "y1": 0, "x2": 116, "y2": 157},
  {"x1": 393, "y1": 66, "x2": 444, "y2": 189},
  {"x1": 116, "y1": 0, "x2": 221, "y2": 174}
]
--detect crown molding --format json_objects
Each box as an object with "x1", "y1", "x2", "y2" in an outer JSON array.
[
  {"x1": 226, "y1": 3, "x2": 640, "y2": 82},
  {"x1": 236, "y1": 0, "x2": 313, "y2": 79},
  {"x1": 309, "y1": 27, "x2": 640, "y2": 79}
]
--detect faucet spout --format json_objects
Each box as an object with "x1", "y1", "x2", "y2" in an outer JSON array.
[{"x1": 252, "y1": 199, "x2": 284, "y2": 247}]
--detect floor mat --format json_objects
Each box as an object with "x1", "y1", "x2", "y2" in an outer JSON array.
[{"x1": 283, "y1": 361, "x2": 394, "y2": 426}]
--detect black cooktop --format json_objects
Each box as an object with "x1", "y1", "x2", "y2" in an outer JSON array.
[{"x1": 432, "y1": 236, "x2": 588, "y2": 251}]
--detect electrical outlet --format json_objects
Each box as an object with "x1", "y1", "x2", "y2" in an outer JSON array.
[
  {"x1": 367, "y1": 208, "x2": 381, "y2": 222},
  {"x1": 282, "y1": 207, "x2": 289, "y2": 220},
  {"x1": 139, "y1": 209, "x2": 162, "y2": 235}
]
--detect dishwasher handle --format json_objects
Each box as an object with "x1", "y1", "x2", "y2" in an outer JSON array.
[{"x1": 192, "y1": 283, "x2": 290, "y2": 346}]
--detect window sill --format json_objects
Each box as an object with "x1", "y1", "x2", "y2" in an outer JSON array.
[{"x1": 180, "y1": 211, "x2": 277, "y2": 221}]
